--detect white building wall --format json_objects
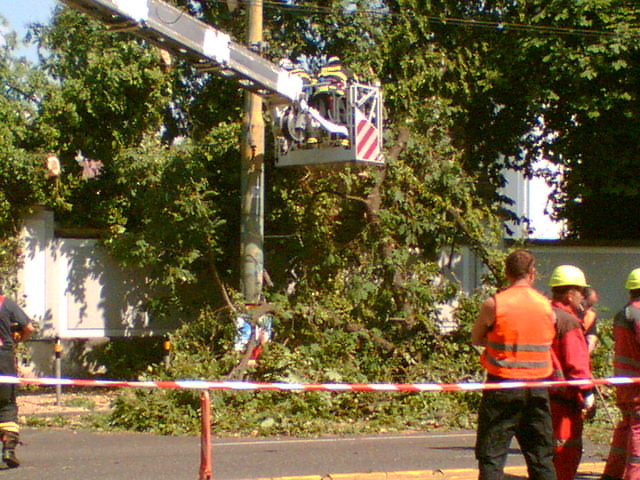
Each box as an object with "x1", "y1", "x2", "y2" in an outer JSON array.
[
  {"x1": 18, "y1": 208, "x2": 640, "y2": 343},
  {"x1": 529, "y1": 245, "x2": 640, "y2": 318},
  {"x1": 18, "y1": 207, "x2": 54, "y2": 330},
  {"x1": 18, "y1": 209, "x2": 178, "y2": 339},
  {"x1": 502, "y1": 160, "x2": 565, "y2": 240}
]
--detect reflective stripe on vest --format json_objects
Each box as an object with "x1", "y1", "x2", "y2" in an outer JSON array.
[
  {"x1": 481, "y1": 285, "x2": 554, "y2": 379},
  {"x1": 615, "y1": 355, "x2": 640, "y2": 370},
  {"x1": 318, "y1": 65, "x2": 348, "y2": 84},
  {"x1": 554, "y1": 437, "x2": 582, "y2": 448},
  {"x1": 485, "y1": 340, "x2": 552, "y2": 370}
]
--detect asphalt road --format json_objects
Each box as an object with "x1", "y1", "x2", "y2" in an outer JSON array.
[{"x1": 0, "y1": 428, "x2": 609, "y2": 480}]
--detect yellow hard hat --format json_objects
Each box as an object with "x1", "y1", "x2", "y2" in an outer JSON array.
[
  {"x1": 548, "y1": 265, "x2": 588, "y2": 287},
  {"x1": 625, "y1": 268, "x2": 640, "y2": 290},
  {"x1": 279, "y1": 57, "x2": 294, "y2": 70}
]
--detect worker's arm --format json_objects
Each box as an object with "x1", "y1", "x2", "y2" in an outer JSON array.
[
  {"x1": 5, "y1": 298, "x2": 35, "y2": 343},
  {"x1": 472, "y1": 296, "x2": 495, "y2": 347},
  {"x1": 586, "y1": 334, "x2": 598, "y2": 354},
  {"x1": 630, "y1": 306, "x2": 640, "y2": 343},
  {"x1": 18, "y1": 323, "x2": 35, "y2": 343}
]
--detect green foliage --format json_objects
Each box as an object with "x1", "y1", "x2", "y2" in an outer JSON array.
[
  {"x1": 23, "y1": 414, "x2": 71, "y2": 429},
  {"x1": 101, "y1": 136, "x2": 237, "y2": 317},
  {"x1": 33, "y1": 9, "x2": 171, "y2": 159},
  {"x1": 106, "y1": 296, "x2": 485, "y2": 435},
  {"x1": 110, "y1": 389, "x2": 200, "y2": 435},
  {"x1": 85, "y1": 337, "x2": 167, "y2": 380},
  {"x1": 591, "y1": 316, "x2": 614, "y2": 380},
  {"x1": 0, "y1": 17, "x2": 60, "y2": 279}
]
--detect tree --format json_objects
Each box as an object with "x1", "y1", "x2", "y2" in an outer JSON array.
[
  {"x1": 2, "y1": 0, "x2": 638, "y2": 434},
  {"x1": 0, "y1": 0, "x2": 516, "y2": 432},
  {"x1": 0, "y1": 15, "x2": 55, "y2": 282},
  {"x1": 386, "y1": 1, "x2": 640, "y2": 240},
  {"x1": 519, "y1": 2, "x2": 640, "y2": 239},
  {"x1": 25, "y1": 6, "x2": 248, "y2": 319},
  {"x1": 2, "y1": 1, "x2": 503, "y2": 386}
]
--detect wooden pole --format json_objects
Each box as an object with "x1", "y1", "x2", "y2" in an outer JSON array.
[{"x1": 240, "y1": 0, "x2": 265, "y2": 304}]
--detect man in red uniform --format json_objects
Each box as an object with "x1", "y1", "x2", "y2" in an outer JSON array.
[
  {"x1": 547, "y1": 265, "x2": 595, "y2": 480},
  {"x1": 602, "y1": 268, "x2": 640, "y2": 480},
  {"x1": 472, "y1": 249, "x2": 557, "y2": 480}
]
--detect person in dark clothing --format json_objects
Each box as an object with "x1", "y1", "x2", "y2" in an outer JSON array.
[
  {"x1": 0, "y1": 293, "x2": 35, "y2": 468},
  {"x1": 472, "y1": 249, "x2": 557, "y2": 480}
]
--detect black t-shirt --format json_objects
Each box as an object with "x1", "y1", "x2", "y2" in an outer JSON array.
[{"x1": 0, "y1": 296, "x2": 31, "y2": 350}]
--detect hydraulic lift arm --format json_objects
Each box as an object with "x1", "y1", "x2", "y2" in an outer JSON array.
[
  {"x1": 59, "y1": 0, "x2": 304, "y2": 104},
  {"x1": 58, "y1": 0, "x2": 384, "y2": 166}
]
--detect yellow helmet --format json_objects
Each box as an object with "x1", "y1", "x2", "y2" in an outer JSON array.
[
  {"x1": 548, "y1": 265, "x2": 588, "y2": 288},
  {"x1": 625, "y1": 268, "x2": 640, "y2": 290},
  {"x1": 279, "y1": 57, "x2": 294, "y2": 70}
]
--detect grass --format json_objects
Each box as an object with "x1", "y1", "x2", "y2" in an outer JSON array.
[{"x1": 62, "y1": 396, "x2": 97, "y2": 410}]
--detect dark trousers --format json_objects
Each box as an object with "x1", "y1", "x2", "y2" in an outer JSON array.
[
  {"x1": 475, "y1": 385, "x2": 556, "y2": 480},
  {"x1": 0, "y1": 350, "x2": 18, "y2": 425}
]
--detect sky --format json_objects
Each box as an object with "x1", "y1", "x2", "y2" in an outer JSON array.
[{"x1": 0, "y1": 0, "x2": 57, "y2": 59}]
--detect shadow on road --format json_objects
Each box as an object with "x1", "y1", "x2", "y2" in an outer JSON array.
[
  {"x1": 431, "y1": 446, "x2": 521, "y2": 455},
  {"x1": 504, "y1": 471, "x2": 601, "y2": 480}
]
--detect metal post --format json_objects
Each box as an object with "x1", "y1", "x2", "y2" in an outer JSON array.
[
  {"x1": 54, "y1": 338, "x2": 62, "y2": 406},
  {"x1": 240, "y1": 0, "x2": 265, "y2": 304},
  {"x1": 198, "y1": 391, "x2": 212, "y2": 480},
  {"x1": 163, "y1": 338, "x2": 171, "y2": 369}
]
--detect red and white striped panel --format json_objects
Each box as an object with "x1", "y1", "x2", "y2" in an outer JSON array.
[{"x1": 355, "y1": 108, "x2": 382, "y2": 163}]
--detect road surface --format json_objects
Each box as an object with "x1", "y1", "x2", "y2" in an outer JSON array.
[{"x1": 0, "y1": 428, "x2": 608, "y2": 480}]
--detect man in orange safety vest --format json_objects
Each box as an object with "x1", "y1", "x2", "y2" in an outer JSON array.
[{"x1": 472, "y1": 249, "x2": 556, "y2": 480}]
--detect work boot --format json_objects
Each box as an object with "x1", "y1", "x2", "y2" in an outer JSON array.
[{"x1": 1, "y1": 431, "x2": 19, "y2": 468}]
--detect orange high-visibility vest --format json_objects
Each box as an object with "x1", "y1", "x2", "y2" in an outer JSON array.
[{"x1": 481, "y1": 285, "x2": 555, "y2": 379}]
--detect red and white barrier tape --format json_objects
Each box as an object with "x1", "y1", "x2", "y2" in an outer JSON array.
[{"x1": 1, "y1": 375, "x2": 640, "y2": 392}]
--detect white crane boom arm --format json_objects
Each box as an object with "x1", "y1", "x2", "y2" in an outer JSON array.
[
  {"x1": 59, "y1": 0, "x2": 304, "y2": 104},
  {"x1": 58, "y1": 0, "x2": 384, "y2": 166}
]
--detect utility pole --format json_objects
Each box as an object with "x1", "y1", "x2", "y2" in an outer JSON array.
[{"x1": 240, "y1": 0, "x2": 265, "y2": 304}]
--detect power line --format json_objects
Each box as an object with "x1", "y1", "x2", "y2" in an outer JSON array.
[
  {"x1": 255, "y1": 0, "x2": 640, "y2": 40},
  {"x1": 426, "y1": 16, "x2": 640, "y2": 39}
]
